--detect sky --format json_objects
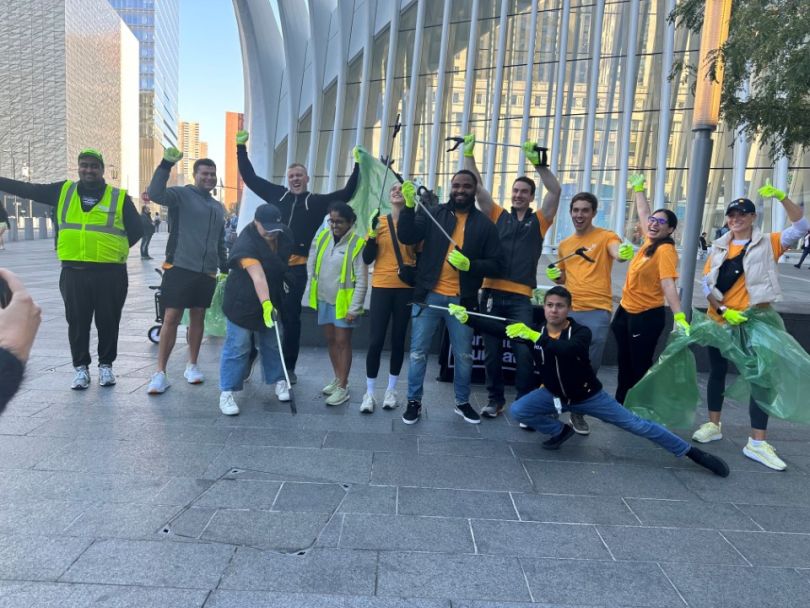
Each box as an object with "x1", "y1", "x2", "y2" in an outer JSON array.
[{"x1": 177, "y1": 0, "x2": 246, "y2": 175}]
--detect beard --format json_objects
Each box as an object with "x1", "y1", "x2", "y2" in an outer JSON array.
[{"x1": 451, "y1": 193, "x2": 475, "y2": 211}]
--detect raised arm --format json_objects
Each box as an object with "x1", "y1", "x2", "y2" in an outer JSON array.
[
  {"x1": 147, "y1": 147, "x2": 183, "y2": 207},
  {"x1": 460, "y1": 134, "x2": 495, "y2": 217},
  {"x1": 0, "y1": 178, "x2": 64, "y2": 206},
  {"x1": 758, "y1": 180, "x2": 809, "y2": 246},
  {"x1": 236, "y1": 132, "x2": 288, "y2": 204},
  {"x1": 524, "y1": 142, "x2": 560, "y2": 224},
  {"x1": 629, "y1": 174, "x2": 650, "y2": 237}
]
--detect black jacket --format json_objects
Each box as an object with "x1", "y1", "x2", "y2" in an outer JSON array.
[
  {"x1": 0, "y1": 177, "x2": 143, "y2": 269},
  {"x1": 222, "y1": 223, "x2": 292, "y2": 332},
  {"x1": 0, "y1": 348, "x2": 24, "y2": 413},
  {"x1": 236, "y1": 145, "x2": 359, "y2": 258},
  {"x1": 469, "y1": 315, "x2": 601, "y2": 404},
  {"x1": 141, "y1": 211, "x2": 155, "y2": 236},
  {"x1": 397, "y1": 201, "x2": 502, "y2": 309},
  {"x1": 0, "y1": 205, "x2": 9, "y2": 229},
  {"x1": 490, "y1": 208, "x2": 545, "y2": 290}
]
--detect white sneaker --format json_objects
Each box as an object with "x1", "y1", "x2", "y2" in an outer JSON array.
[
  {"x1": 743, "y1": 439, "x2": 787, "y2": 471},
  {"x1": 360, "y1": 392, "x2": 376, "y2": 413},
  {"x1": 147, "y1": 371, "x2": 170, "y2": 394},
  {"x1": 98, "y1": 365, "x2": 116, "y2": 387},
  {"x1": 71, "y1": 366, "x2": 90, "y2": 390},
  {"x1": 325, "y1": 386, "x2": 350, "y2": 406},
  {"x1": 322, "y1": 378, "x2": 340, "y2": 395},
  {"x1": 275, "y1": 380, "x2": 290, "y2": 402},
  {"x1": 219, "y1": 391, "x2": 239, "y2": 415},
  {"x1": 382, "y1": 389, "x2": 398, "y2": 409},
  {"x1": 184, "y1": 364, "x2": 205, "y2": 385},
  {"x1": 692, "y1": 421, "x2": 723, "y2": 443}
]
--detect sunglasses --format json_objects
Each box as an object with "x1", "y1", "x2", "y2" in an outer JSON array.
[{"x1": 647, "y1": 216, "x2": 669, "y2": 226}]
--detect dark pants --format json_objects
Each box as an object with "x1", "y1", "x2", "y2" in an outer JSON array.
[
  {"x1": 611, "y1": 305, "x2": 665, "y2": 404},
  {"x1": 59, "y1": 266, "x2": 128, "y2": 368},
  {"x1": 480, "y1": 289, "x2": 535, "y2": 404},
  {"x1": 707, "y1": 346, "x2": 769, "y2": 430},
  {"x1": 365, "y1": 286, "x2": 413, "y2": 378},
  {"x1": 281, "y1": 264, "x2": 308, "y2": 372},
  {"x1": 140, "y1": 233, "x2": 153, "y2": 258},
  {"x1": 797, "y1": 248, "x2": 810, "y2": 268}
]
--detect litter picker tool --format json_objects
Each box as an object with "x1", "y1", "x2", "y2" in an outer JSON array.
[
  {"x1": 445, "y1": 136, "x2": 548, "y2": 155},
  {"x1": 410, "y1": 302, "x2": 517, "y2": 323},
  {"x1": 413, "y1": 198, "x2": 460, "y2": 249},
  {"x1": 272, "y1": 311, "x2": 296, "y2": 415},
  {"x1": 374, "y1": 114, "x2": 402, "y2": 212},
  {"x1": 548, "y1": 247, "x2": 595, "y2": 268}
]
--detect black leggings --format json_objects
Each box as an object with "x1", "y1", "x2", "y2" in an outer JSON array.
[
  {"x1": 707, "y1": 346, "x2": 769, "y2": 430},
  {"x1": 365, "y1": 287, "x2": 413, "y2": 378},
  {"x1": 611, "y1": 305, "x2": 665, "y2": 404}
]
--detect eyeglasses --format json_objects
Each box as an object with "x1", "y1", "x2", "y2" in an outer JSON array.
[
  {"x1": 328, "y1": 219, "x2": 348, "y2": 226},
  {"x1": 647, "y1": 216, "x2": 669, "y2": 226}
]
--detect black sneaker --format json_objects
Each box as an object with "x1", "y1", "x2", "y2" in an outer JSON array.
[
  {"x1": 454, "y1": 403, "x2": 481, "y2": 424},
  {"x1": 480, "y1": 401, "x2": 505, "y2": 418},
  {"x1": 402, "y1": 400, "x2": 422, "y2": 425},
  {"x1": 569, "y1": 412, "x2": 590, "y2": 435},
  {"x1": 686, "y1": 446, "x2": 730, "y2": 477},
  {"x1": 519, "y1": 422, "x2": 536, "y2": 432},
  {"x1": 542, "y1": 424, "x2": 575, "y2": 450}
]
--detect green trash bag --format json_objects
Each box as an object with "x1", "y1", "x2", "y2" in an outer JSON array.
[
  {"x1": 180, "y1": 277, "x2": 227, "y2": 338},
  {"x1": 625, "y1": 308, "x2": 810, "y2": 427},
  {"x1": 347, "y1": 146, "x2": 400, "y2": 236}
]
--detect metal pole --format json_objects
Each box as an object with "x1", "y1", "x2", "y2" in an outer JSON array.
[
  {"x1": 549, "y1": 0, "x2": 570, "y2": 175},
  {"x1": 401, "y1": 0, "x2": 426, "y2": 180},
  {"x1": 458, "y1": 0, "x2": 481, "y2": 171},
  {"x1": 517, "y1": 0, "x2": 539, "y2": 168},
  {"x1": 731, "y1": 78, "x2": 750, "y2": 198},
  {"x1": 427, "y1": 0, "x2": 453, "y2": 189},
  {"x1": 483, "y1": 0, "x2": 511, "y2": 192},
  {"x1": 679, "y1": 128, "x2": 714, "y2": 317},
  {"x1": 772, "y1": 155, "x2": 789, "y2": 231},
  {"x1": 653, "y1": 0, "x2": 676, "y2": 207},
  {"x1": 581, "y1": 0, "x2": 605, "y2": 192}
]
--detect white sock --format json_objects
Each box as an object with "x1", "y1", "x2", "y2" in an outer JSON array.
[
  {"x1": 387, "y1": 374, "x2": 398, "y2": 391},
  {"x1": 366, "y1": 377, "x2": 376, "y2": 395},
  {"x1": 749, "y1": 438, "x2": 764, "y2": 448}
]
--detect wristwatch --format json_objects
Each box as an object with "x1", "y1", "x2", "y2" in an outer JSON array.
[{"x1": 717, "y1": 305, "x2": 728, "y2": 315}]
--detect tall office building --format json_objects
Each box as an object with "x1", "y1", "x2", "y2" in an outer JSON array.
[
  {"x1": 0, "y1": 0, "x2": 139, "y2": 217},
  {"x1": 234, "y1": 0, "x2": 807, "y2": 243},
  {"x1": 224, "y1": 111, "x2": 245, "y2": 211},
  {"x1": 177, "y1": 121, "x2": 208, "y2": 185},
  {"x1": 109, "y1": 0, "x2": 180, "y2": 199}
]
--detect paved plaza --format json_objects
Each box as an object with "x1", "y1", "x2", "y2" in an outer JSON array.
[{"x1": 1, "y1": 235, "x2": 810, "y2": 607}]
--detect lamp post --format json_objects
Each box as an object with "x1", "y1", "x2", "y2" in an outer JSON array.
[{"x1": 679, "y1": 0, "x2": 732, "y2": 317}]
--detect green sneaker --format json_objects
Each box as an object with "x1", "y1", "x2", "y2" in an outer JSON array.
[
  {"x1": 743, "y1": 440, "x2": 786, "y2": 471},
  {"x1": 322, "y1": 378, "x2": 340, "y2": 395},
  {"x1": 692, "y1": 421, "x2": 722, "y2": 443}
]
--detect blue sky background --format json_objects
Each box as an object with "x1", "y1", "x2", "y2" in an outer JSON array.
[{"x1": 177, "y1": 0, "x2": 246, "y2": 172}]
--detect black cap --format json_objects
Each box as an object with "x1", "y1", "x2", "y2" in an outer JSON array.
[
  {"x1": 254, "y1": 204, "x2": 285, "y2": 233},
  {"x1": 726, "y1": 198, "x2": 756, "y2": 215}
]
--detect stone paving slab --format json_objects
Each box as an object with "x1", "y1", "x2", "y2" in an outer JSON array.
[{"x1": 2, "y1": 238, "x2": 810, "y2": 605}]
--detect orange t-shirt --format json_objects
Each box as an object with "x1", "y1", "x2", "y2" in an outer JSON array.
[
  {"x1": 620, "y1": 238, "x2": 679, "y2": 313},
  {"x1": 558, "y1": 227, "x2": 622, "y2": 312},
  {"x1": 239, "y1": 258, "x2": 260, "y2": 269},
  {"x1": 482, "y1": 206, "x2": 553, "y2": 296},
  {"x1": 705, "y1": 233, "x2": 783, "y2": 322},
  {"x1": 288, "y1": 254, "x2": 307, "y2": 266},
  {"x1": 370, "y1": 217, "x2": 417, "y2": 289},
  {"x1": 434, "y1": 212, "x2": 468, "y2": 297}
]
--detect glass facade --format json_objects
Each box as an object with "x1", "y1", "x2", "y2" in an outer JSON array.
[{"x1": 240, "y1": 0, "x2": 808, "y2": 244}]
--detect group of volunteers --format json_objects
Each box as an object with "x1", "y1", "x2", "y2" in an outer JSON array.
[{"x1": 0, "y1": 129, "x2": 807, "y2": 475}]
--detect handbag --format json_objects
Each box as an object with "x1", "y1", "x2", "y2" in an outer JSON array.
[
  {"x1": 387, "y1": 215, "x2": 416, "y2": 287},
  {"x1": 715, "y1": 240, "x2": 751, "y2": 294}
]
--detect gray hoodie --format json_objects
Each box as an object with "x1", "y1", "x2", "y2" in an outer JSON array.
[{"x1": 147, "y1": 161, "x2": 226, "y2": 274}]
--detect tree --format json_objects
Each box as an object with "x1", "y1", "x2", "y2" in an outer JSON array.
[{"x1": 671, "y1": 0, "x2": 810, "y2": 161}]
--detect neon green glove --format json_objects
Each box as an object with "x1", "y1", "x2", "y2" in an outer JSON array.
[
  {"x1": 402, "y1": 180, "x2": 416, "y2": 208},
  {"x1": 506, "y1": 322, "x2": 541, "y2": 343},
  {"x1": 353, "y1": 145, "x2": 362, "y2": 164},
  {"x1": 462, "y1": 134, "x2": 475, "y2": 158},
  {"x1": 628, "y1": 174, "x2": 646, "y2": 192},
  {"x1": 448, "y1": 303, "x2": 469, "y2": 324},
  {"x1": 163, "y1": 147, "x2": 183, "y2": 164},
  {"x1": 757, "y1": 178, "x2": 786, "y2": 201},
  {"x1": 545, "y1": 266, "x2": 562, "y2": 281},
  {"x1": 216, "y1": 272, "x2": 228, "y2": 282},
  {"x1": 262, "y1": 300, "x2": 275, "y2": 328},
  {"x1": 367, "y1": 210, "x2": 380, "y2": 238},
  {"x1": 618, "y1": 242, "x2": 634, "y2": 261},
  {"x1": 722, "y1": 308, "x2": 748, "y2": 326},
  {"x1": 523, "y1": 141, "x2": 540, "y2": 165},
  {"x1": 447, "y1": 249, "x2": 470, "y2": 271},
  {"x1": 236, "y1": 130, "x2": 249, "y2": 145},
  {"x1": 673, "y1": 312, "x2": 690, "y2": 336}
]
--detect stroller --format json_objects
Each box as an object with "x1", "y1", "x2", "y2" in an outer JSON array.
[{"x1": 147, "y1": 268, "x2": 165, "y2": 343}]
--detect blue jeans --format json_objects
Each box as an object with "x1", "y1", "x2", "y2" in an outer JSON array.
[
  {"x1": 510, "y1": 388, "x2": 690, "y2": 457},
  {"x1": 408, "y1": 292, "x2": 473, "y2": 405},
  {"x1": 220, "y1": 320, "x2": 285, "y2": 391},
  {"x1": 480, "y1": 289, "x2": 535, "y2": 403}
]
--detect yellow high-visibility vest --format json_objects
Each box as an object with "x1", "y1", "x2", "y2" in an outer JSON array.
[
  {"x1": 56, "y1": 181, "x2": 129, "y2": 263},
  {"x1": 309, "y1": 229, "x2": 365, "y2": 319}
]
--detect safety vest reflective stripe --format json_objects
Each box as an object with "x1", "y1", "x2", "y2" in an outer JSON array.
[
  {"x1": 59, "y1": 183, "x2": 126, "y2": 236},
  {"x1": 56, "y1": 181, "x2": 129, "y2": 263},
  {"x1": 309, "y1": 230, "x2": 365, "y2": 319}
]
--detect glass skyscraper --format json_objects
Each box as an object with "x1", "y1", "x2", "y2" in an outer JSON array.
[{"x1": 110, "y1": 0, "x2": 180, "y2": 196}]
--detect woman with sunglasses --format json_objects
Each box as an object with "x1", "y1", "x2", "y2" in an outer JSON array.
[
  {"x1": 611, "y1": 175, "x2": 689, "y2": 404},
  {"x1": 306, "y1": 202, "x2": 368, "y2": 406},
  {"x1": 360, "y1": 183, "x2": 417, "y2": 413},
  {"x1": 692, "y1": 184, "x2": 808, "y2": 470}
]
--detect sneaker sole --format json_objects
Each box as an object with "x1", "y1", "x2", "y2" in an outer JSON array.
[
  {"x1": 692, "y1": 433, "x2": 722, "y2": 443},
  {"x1": 276, "y1": 395, "x2": 291, "y2": 402},
  {"x1": 454, "y1": 408, "x2": 481, "y2": 424},
  {"x1": 71, "y1": 384, "x2": 89, "y2": 390},
  {"x1": 326, "y1": 395, "x2": 350, "y2": 406},
  {"x1": 147, "y1": 386, "x2": 168, "y2": 395},
  {"x1": 360, "y1": 407, "x2": 374, "y2": 414},
  {"x1": 382, "y1": 402, "x2": 397, "y2": 410},
  {"x1": 401, "y1": 415, "x2": 420, "y2": 425},
  {"x1": 219, "y1": 408, "x2": 239, "y2": 416},
  {"x1": 185, "y1": 378, "x2": 204, "y2": 385},
  {"x1": 743, "y1": 447, "x2": 786, "y2": 471},
  {"x1": 571, "y1": 426, "x2": 590, "y2": 436}
]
